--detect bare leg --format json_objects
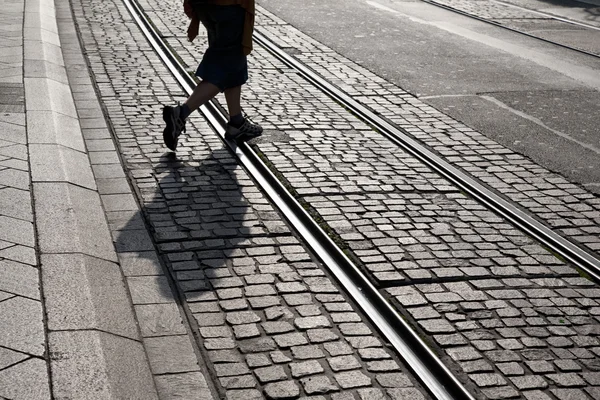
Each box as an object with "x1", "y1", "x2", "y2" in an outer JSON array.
[
  {"x1": 224, "y1": 85, "x2": 242, "y2": 117},
  {"x1": 222, "y1": 85, "x2": 262, "y2": 139},
  {"x1": 184, "y1": 80, "x2": 220, "y2": 112}
]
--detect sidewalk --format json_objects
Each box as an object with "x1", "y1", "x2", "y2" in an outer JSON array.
[
  {"x1": 0, "y1": 0, "x2": 201, "y2": 398},
  {"x1": 0, "y1": 0, "x2": 49, "y2": 398}
]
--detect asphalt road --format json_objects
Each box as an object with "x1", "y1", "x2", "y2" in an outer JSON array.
[{"x1": 256, "y1": 0, "x2": 600, "y2": 194}]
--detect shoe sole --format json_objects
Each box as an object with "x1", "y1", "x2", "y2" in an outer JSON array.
[
  {"x1": 237, "y1": 130, "x2": 263, "y2": 141},
  {"x1": 224, "y1": 130, "x2": 243, "y2": 141},
  {"x1": 225, "y1": 126, "x2": 263, "y2": 141},
  {"x1": 162, "y1": 107, "x2": 177, "y2": 151}
]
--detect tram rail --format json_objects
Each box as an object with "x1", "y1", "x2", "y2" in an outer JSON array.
[
  {"x1": 421, "y1": 0, "x2": 600, "y2": 58},
  {"x1": 121, "y1": 0, "x2": 478, "y2": 398},
  {"x1": 250, "y1": 27, "x2": 600, "y2": 283}
]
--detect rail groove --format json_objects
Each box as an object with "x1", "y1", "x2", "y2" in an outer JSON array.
[{"x1": 252, "y1": 28, "x2": 600, "y2": 284}]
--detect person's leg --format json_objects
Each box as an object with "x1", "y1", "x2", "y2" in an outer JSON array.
[
  {"x1": 224, "y1": 85, "x2": 242, "y2": 118},
  {"x1": 223, "y1": 83, "x2": 262, "y2": 140},
  {"x1": 181, "y1": 80, "x2": 220, "y2": 119},
  {"x1": 162, "y1": 4, "x2": 221, "y2": 151},
  {"x1": 224, "y1": 85, "x2": 243, "y2": 127}
]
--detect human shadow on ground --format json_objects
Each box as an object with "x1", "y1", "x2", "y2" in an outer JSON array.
[{"x1": 115, "y1": 147, "x2": 257, "y2": 320}]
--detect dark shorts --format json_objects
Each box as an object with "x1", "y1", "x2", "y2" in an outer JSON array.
[{"x1": 193, "y1": 4, "x2": 248, "y2": 91}]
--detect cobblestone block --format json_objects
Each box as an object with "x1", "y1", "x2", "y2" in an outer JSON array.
[
  {"x1": 274, "y1": 333, "x2": 308, "y2": 348},
  {"x1": 254, "y1": 365, "x2": 287, "y2": 383},
  {"x1": 263, "y1": 321, "x2": 295, "y2": 334},
  {"x1": 334, "y1": 370, "x2": 372, "y2": 389},
  {"x1": 291, "y1": 345, "x2": 326, "y2": 360},
  {"x1": 290, "y1": 360, "x2": 324, "y2": 378},
  {"x1": 226, "y1": 311, "x2": 261, "y2": 325},
  {"x1": 226, "y1": 389, "x2": 262, "y2": 400},
  {"x1": 301, "y1": 375, "x2": 338, "y2": 395},
  {"x1": 307, "y1": 329, "x2": 339, "y2": 343},
  {"x1": 264, "y1": 381, "x2": 300, "y2": 399},
  {"x1": 328, "y1": 355, "x2": 361, "y2": 372},
  {"x1": 233, "y1": 324, "x2": 261, "y2": 339},
  {"x1": 294, "y1": 316, "x2": 331, "y2": 330},
  {"x1": 220, "y1": 374, "x2": 257, "y2": 389}
]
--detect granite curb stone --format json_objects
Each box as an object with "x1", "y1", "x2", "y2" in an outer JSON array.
[
  {"x1": 53, "y1": 0, "x2": 219, "y2": 398},
  {"x1": 24, "y1": 0, "x2": 158, "y2": 397},
  {"x1": 49, "y1": 330, "x2": 158, "y2": 400},
  {"x1": 41, "y1": 253, "x2": 139, "y2": 339},
  {"x1": 33, "y1": 182, "x2": 117, "y2": 261}
]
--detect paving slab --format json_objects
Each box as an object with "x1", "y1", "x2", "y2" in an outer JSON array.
[
  {"x1": 0, "y1": 245, "x2": 35, "y2": 268},
  {"x1": 0, "y1": 259, "x2": 40, "y2": 300},
  {"x1": 41, "y1": 253, "x2": 139, "y2": 339},
  {"x1": 0, "y1": 358, "x2": 51, "y2": 400},
  {"x1": 33, "y1": 182, "x2": 117, "y2": 261},
  {"x1": 49, "y1": 330, "x2": 158, "y2": 400},
  {"x1": 0, "y1": 296, "x2": 45, "y2": 356},
  {"x1": 0, "y1": 347, "x2": 29, "y2": 371},
  {"x1": 0, "y1": 187, "x2": 33, "y2": 221}
]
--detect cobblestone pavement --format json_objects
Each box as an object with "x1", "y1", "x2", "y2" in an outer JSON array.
[
  {"x1": 0, "y1": 1, "x2": 51, "y2": 399},
  {"x1": 135, "y1": 1, "x2": 600, "y2": 399},
  {"x1": 70, "y1": 0, "x2": 432, "y2": 398},
  {"x1": 421, "y1": 0, "x2": 600, "y2": 55},
  {"x1": 254, "y1": 7, "x2": 600, "y2": 258}
]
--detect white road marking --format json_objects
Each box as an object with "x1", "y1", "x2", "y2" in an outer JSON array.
[
  {"x1": 481, "y1": 95, "x2": 600, "y2": 155},
  {"x1": 364, "y1": 0, "x2": 600, "y2": 90}
]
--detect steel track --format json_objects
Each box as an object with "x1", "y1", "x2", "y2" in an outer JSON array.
[
  {"x1": 121, "y1": 0, "x2": 478, "y2": 399},
  {"x1": 250, "y1": 31, "x2": 600, "y2": 284},
  {"x1": 421, "y1": 0, "x2": 600, "y2": 59}
]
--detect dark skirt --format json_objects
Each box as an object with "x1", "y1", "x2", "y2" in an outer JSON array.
[{"x1": 193, "y1": 4, "x2": 248, "y2": 91}]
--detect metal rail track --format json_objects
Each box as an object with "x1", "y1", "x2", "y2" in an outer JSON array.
[
  {"x1": 250, "y1": 32, "x2": 600, "y2": 284},
  {"x1": 421, "y1": 0, "x2": 600, "y2": 58},
  {"x1": 122, "y1": 0, "x2": 477, "y2": 399}
]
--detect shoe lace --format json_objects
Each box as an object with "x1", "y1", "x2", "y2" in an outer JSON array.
[{"x1": 176, "y1": 118, "x2": 186, "y2": 133}]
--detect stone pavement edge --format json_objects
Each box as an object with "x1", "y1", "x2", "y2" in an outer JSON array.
[{"x1": 1, "y1": 0, "x2": 216, "y2": 398}]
